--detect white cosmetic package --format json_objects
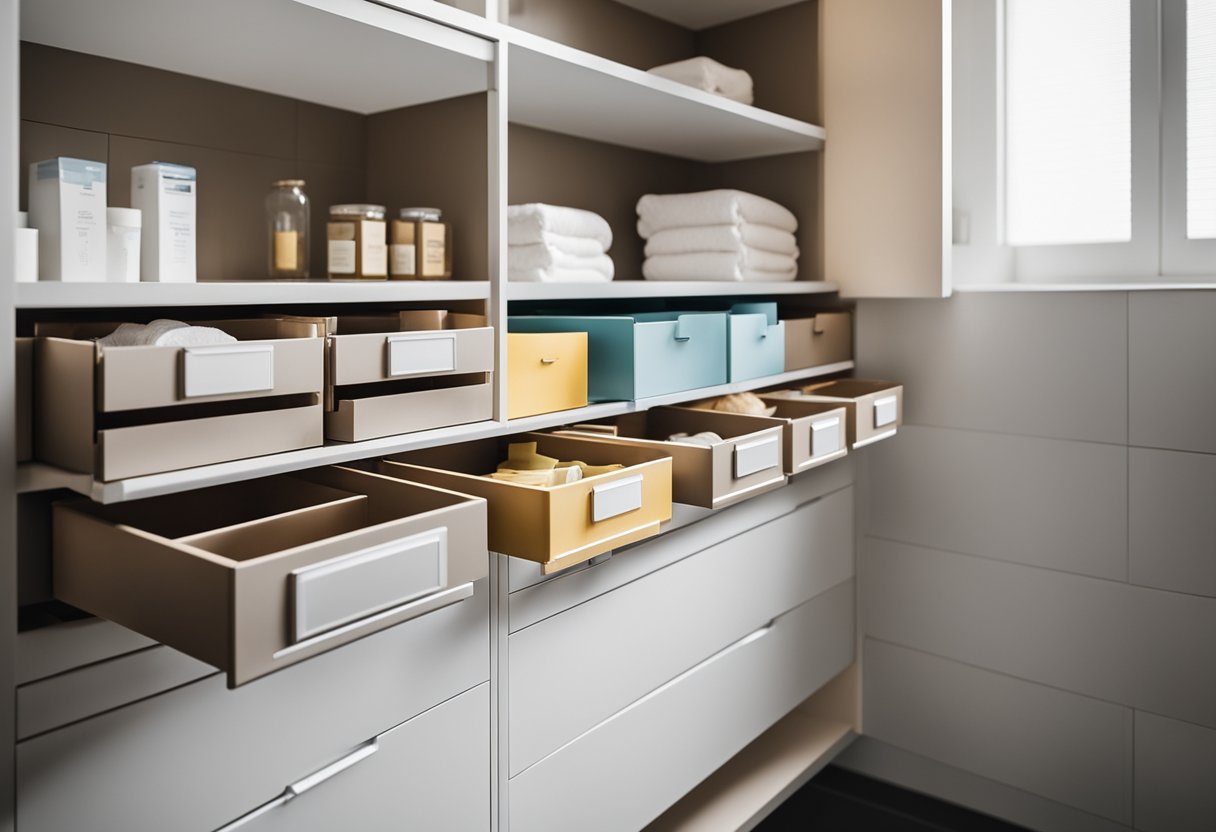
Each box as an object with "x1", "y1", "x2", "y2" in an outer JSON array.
[
  {"x1": 106, "y1": 207, "x2": 142, "y2": 283},
  {"x1": 131, "y1": 162, "x2": 197, "y2": 282},
  {"x1": 28, "y1": 157, "x2": 107, "y2": 282},
  {"x1": 15, "y1": 211, "x2": 37, "y2": 283}
]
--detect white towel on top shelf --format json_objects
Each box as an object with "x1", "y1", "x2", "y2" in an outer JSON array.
[
  {"x1": 509, "y1": 245, "x2": 615, "y2": 280},
  {"x1": 528, "y1": 232, "x2": 610, "y2": 258},
  {"x1": 643, "y1": 223, "x2": 799, "y2": 258},
  {"x1": 642, "y1": 252, "x2": 798, "y2": 282},
  {"x1": 647, "y1": 57, "x2": 754, "y2": 106},
  {"x1": 508, "y1": 204, "x2": 613, "y2": 250},
  {"x1": 637, "y1": 190, "x2": 797, "y2": 237}
]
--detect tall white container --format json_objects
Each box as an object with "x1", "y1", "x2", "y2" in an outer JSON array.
[
  {"x1": 15, "y1": 211, "x2": 37, "y2": 283},
  {"x1": 106, "y1": 207, "x2": 142, "y2": 283},
  {"x1": 27, "y1": 157, "x2": 107, "y2": 282},
  {"x1": 131, "y1": 162, "x2": 197, "y2": 283}
]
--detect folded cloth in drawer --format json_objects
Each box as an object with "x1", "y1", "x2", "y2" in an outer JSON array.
[
  {"x1": 508, "y1": 204, "x2": 613, "y2": 249},
  {"x1": 642, "y1": 251, "x2": 797, "y2": 282},
  {"x1": 646, "y1": 56, "x2": 754, "y2": 105},
  {"x1": 643, "y1": 223, "x2": 799, "y2": 258},
  {"x1": 97, "y1": 319, "x2": 237, "y2": 347},
  {"x1": 637, "y1": 190, "x2": 798, "y2": 237}
]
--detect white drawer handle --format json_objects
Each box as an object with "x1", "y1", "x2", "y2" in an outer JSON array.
[
  {"x1": 181, "y1": 344, "x2": 274, "y2": 399},
  {"x1": 873, "y1": 395, "x2": 898, "y2": 428},
  {"x1": 810, "y1": 416, "x2": 843, "y2": 458},
  {"x1": 213, "y1": 739, "x2": 380, "y2": 832},
  {"x1": 734, "y1": 434, "x2": 781, "y2": 479},
  {"x1": 386, "y1": 333, "x2": 457, "y2": 377},
  {"x1": 592, "y1": 474, "x2": 644, "y2": 522},
  {"x1": 289, "y1": 528, "x2": 448, "y2": 643}
]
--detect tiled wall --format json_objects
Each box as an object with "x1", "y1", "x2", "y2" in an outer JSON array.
[{"x1": 840, "y1": 292, "x2": 1216, "y2": 832}]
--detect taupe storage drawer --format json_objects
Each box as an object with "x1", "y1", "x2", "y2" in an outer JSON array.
[
  {"x1": 33, "y1": 318, "x2": 324, "y2": 480},
  {"x1": 559, "y1": 406, "x2": 787, "y2": 508},
  {"x1": 749, "y1": 397, "x2": 850, "y2": 473},
  {"x1": 509, "y1": 580, "x2": 856, "y2": 832},
  {"x1": 383, "y1": 433, "x2": 673, "y2": 574},
  {"x1": 18, "y1": 579, "x2": 489, "y2": 832},
  {"x1": 218, "y1": 683, "x2": 489, "y2": 832},
  {"x1": 53, "y1": 466, "x2": 488, "y2": 686},
  {"x1": 509, "y1": 487, "x2": 854, "y2": 777},
  {"x1": 321, "y1": 310, "x2": 494, "y2": 442},
  {"x1": 782, "y1": 311, "x2": 853, "y2": 370},
  {"x1": 771, "y1": 378, "x2": 903, "y2": 448}
]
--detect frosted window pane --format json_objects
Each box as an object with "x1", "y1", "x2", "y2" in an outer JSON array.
[
  {"x1": 1006, "y1": 0, "x2": 1132, "y2": 246},
  {"x1": 1189, "y1": 0, "x2": 1216, "y2": 239}
]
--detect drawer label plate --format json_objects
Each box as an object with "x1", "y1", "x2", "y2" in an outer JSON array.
[
  {"x1": 810, "y1": 416, "x2": 843, "y2": 458},
  {"x1": 181, "y1": 344, "x2": 274, "y2": 398},
  {"x1": 734, "y1": 434, "x2": 781, "y2": 479},
  {"x1": 873, "y1": 395, "x2": 898, "y2": 428},
  {"x1": 386, "y1": 333, "x2": 457, "y2": 377},
  {"x1": 592, "y1": 475, "x2": 644, "y2": 523}
]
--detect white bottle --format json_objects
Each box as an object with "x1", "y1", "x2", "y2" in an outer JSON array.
[
  {"x1": 106, "y1": 207, "x2": 141, "y2": 283},
  {"x1": 131, "y1": 162, "x2": 197, "y2": 282},
  {"x1": 15, "y1": 211, "x2": 37, "y2": 283},
  {"x1": 27, "y1": 157, "x2": 107, "y2": 282}
]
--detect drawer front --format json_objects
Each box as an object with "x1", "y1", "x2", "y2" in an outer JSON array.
[
  {"x1": 507, "y1": 332, "x2": 588, "y2": 419},
  {"x1": 225, "y1": 683, "x2": 489, "y2": 832},
  {"x1": 633, "y1": 315, "x2": 730, "y2": 399},
  {"x1": 326, "y1": 380, "x2": 493, "y2": 442},
  {"x1": 17, "y1": 580, "x2": 489, "y2": 832},
  {"x1": 783, "y1": 313, "x2": 853, "y2": 371},
  {"x1": 509, "y1": 580, "x2": 856, "y2": 832},
  {"x1": 509, "y1": 486, "x2": 854, "y2": 777},
  {"x1": 728, "y1": 315, "x2": 785, "y2": 382},
  {"x1": 329, "y1": 326, "x2": 494, "y2": 386},
  {"x1": 797, "y1": 380, "x2": 904, "y2": 448}
]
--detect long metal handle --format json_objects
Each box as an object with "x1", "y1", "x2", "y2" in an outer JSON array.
[{"x1": 213, "y1": 740, "x2": 380, "y2": 831}]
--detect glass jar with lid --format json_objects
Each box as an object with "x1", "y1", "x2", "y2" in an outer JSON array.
[
  {"x1": 266, "y1": 179, "x2": 309, "y2": 278},
  {"x1": 390, "y1": 207, "x2": 452, "y2": 280},
  {"x1": 327, "y1": 204, "x2": 387, "y2": 279}
]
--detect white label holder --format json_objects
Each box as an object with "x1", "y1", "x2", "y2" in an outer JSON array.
[
  {"x1": 386, "y1": 333, "x2": 457, "y2": 377},
  {"x1": 591, "y1": 475, "x2": 644, "y2": 522},
  {"x1": 734, "y1": 434, "x2": 781, "y2": 479},
  {"x1": 182, "y1": 344, "x2": 274, "y2": 398}
]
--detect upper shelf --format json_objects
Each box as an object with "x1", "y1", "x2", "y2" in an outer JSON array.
[
  {"x1": 506, "y1": 29, "x2": 825, "y2": 162},
  {"x1": 609, "y1": 0, "x2": 806, "y2": 30},
  {"x1": 15, "y1": 280, "x2": 492, "y2": 309},
  {"x1": 507, "y1": 280, "x2": 838, "y2": 301},
  {"x1": 20, "y1": 0, "x2": 494, "y2": 114}
]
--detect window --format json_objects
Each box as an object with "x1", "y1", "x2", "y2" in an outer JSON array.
[{"x1": 1187, "y1": 0, "x2": 1216, "y2": 239}]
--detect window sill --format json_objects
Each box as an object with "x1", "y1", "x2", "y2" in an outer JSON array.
[{"x1": 953, "y1": 279, "x2": 1216, "y2": 294}]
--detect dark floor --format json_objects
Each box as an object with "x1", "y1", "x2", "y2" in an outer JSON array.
[{"x1": 755, "y1": 766, "x2": 1031, "y2": 831}]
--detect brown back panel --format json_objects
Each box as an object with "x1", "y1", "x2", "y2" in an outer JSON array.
[{"x1": 507, "y1": 0, "x2": 695, "y2": 69}]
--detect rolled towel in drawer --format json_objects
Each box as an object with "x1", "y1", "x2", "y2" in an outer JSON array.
[{"x1": 637, "y1": 190, "x2": 797, "y2": 237}]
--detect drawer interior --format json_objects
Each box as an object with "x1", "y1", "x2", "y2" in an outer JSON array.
[
  {"x1": 584, "y1": 407, "x2": 779, "y2": 445},
  {"x1": 800, "y1": 378, "x2": 897, "y2": 400},
  {"x1": 392, "y1": 433, "x2": 665, "y2": 480}
]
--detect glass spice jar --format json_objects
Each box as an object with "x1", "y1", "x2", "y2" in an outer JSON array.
[
  {"x1": 327, "y1": 204, "x2": 387, "y2": 279},
  {"x1": 390, "y1": 207, "x2": 452, "y2": 280},
  {"x1": 265, "y1": 179, "x2": 310, "y2": 278}
]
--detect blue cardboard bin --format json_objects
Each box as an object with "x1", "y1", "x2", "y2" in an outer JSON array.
[{"x1": 727, "y1": 302, "x2": 786, "y2": 382}]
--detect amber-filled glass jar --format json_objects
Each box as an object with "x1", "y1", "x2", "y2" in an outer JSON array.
[
  {"x1": 390, "y1": 207, "x2": 452, "y2": 279},
  {"x1": 266, "y1": 179, "x2": 309, "y2": 278},
  {"x1": 327, "y1": 204, "x2": 387, "y2": 279}
]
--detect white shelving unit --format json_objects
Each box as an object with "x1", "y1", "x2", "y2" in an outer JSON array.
[
  {"x1": 507, "y1": 280, "x2": 838, "y2": 301},
  {"x1": 16, "y1": 280, "x2": 493, "y2": 308}
]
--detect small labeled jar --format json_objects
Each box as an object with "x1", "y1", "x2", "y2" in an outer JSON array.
[
  {"x1": 390, "y1": 207, "x2": 452, "y2": 280},
  {"x1": 328, "y1": 204, "x2": 387, "y2": 279},
  {"x1": 266, "y1": 179, "x2": 310, "y2": 278}
]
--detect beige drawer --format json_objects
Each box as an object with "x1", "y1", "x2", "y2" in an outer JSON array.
[
  {"x1": 382, "y1": 432, "x2": 672, "y2": 573},
  {"x1": 16, "y1": 336, "x2": 32, "y2": 461},
  {"x1": 323, "y1": 311, "x2": 494, "y2": 442},
  {"x1": 507, "y1": 331, "x2": 588, "y2": 419},
  {"x1": 782, "y1": 311, "x2": 853, "y2": 371},
  {"x1": 53, "y1": 466, "x2": 487, "y2": 686},
  {"x1": 772, "y1": 378, "x2": 903, "y2": 448},
  {"x1": 34, "y1": 318, "x2": 324, "y2": 480},
  {"x1": 560, "y1": 406, "x2": 787, "y2": 508},
  {"x1": 509, "y1": 580, "x2": 856, "y2": 832},
  {"x1": 751, "y1": 397, "x2": 850, "y2": 473}
]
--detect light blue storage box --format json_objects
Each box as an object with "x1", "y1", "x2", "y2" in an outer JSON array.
[
  {"x1": 726, "y1": 302, "x2": 785, "y2": 382},
  {"x1": 509, "y1": 312, "x2": 728, "y2": 402}
]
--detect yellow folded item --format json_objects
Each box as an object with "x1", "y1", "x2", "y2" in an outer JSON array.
[
  {"x1": 489, "y1": 466, "x2": 582, "y2": 486},
  {"x1": 488, "y1": 444, "x2": 625, "y2": 487},
  {"x1": 498, "y1": 441, "x2": 559, "y2": 471}
]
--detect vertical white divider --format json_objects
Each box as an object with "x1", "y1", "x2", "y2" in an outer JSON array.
[{"x1": 488, "y1": 39, "x2": 509, "y2": 425}]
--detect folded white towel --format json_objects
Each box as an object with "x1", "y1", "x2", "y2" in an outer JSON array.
[
  {"x1": 508, "y1": 204, "x2": 613, "y2": 250},
  {"x1": 637, "y1": 190, "x2": 797, "y2": 237},
  {"x1": 642, "y1": 252, "x2": 798, "y2": 282},
  {"x1": 509, "y1": 244, "x2": 615, "y2": 280},
  {"x1": 643, "y1": 223, "x2": 799, "y2": 258},
  {"x1": 509, "y1": 265, "x2": 614, "y2": 283},
  {"x1": 532, "y1": 232, "x2": 609, "y2": 258},
  {"x1": 647, "y1": 57, "x2": 754, "y2": 106},
  {"x1": 98, "y1": 319, "x2": 237, "y2": 348}
]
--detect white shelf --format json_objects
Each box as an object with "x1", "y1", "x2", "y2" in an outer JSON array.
[
  {"x1": 15, "y1": 279, "x2": 492, "y2": 309},
  {"x1": 20, "y1": 0, "x2": 494, "y2": 114},
  {"x1": 611, "y1": 0, "x2": 806, "y2": 31},
  {"x1": 506, "y1": 29, "x2": 825, "y2": 162},
  {"x1": 508, "y1": 281, "x2": 838, "y2": 301},
  {"x1": 19, "y1": 361, "x2": 852, "y2": 504}
]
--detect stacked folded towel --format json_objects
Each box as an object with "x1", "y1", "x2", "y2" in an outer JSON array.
[
  {"x1": 636, "y1": 189, "x2": 800, "y2": 282},
  {"x1": 647, "y1": 57, "x2": 754, "y2": 106},
  {"x1": 508, "y1": 204, "x2": 615, "y2": 283}
]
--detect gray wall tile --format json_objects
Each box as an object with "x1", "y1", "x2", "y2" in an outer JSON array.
[
  {"x1": 1134, "y1": 711, "x2": 1216, "y2": 832},
  {"x1": 1130, "y1": 448, "x2": 1216, "y2": 598}
]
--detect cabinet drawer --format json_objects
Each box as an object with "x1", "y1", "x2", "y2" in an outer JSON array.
[
  {"x1": 753, "y1": 398, "x2": 850, "y2": 473},
  {"x1": 726, "y1": 302, "x2": 785, "y2": 382},
  {"x1": 508, "y1": 487, "x2": 853, "y2": 778},
  {"x1": 561, "y1": 406, "x2": 786, "y2": 509},
  {"x1": 509, "y1": 312, "x2": 728, "y2": 401},
  {"x1": 219, "y1": 683, "x2": 489, "y2": 832},
  {"x1": 17, "y1": 579, "x2": 488, "y2": 832},
  {"x1": 383, "y1": 433, "x2": 672, "y2": 573},
  {"x1": 53, "y1": 466, "x2": 487, "y2": 686},
  {"x1": 783, "y1": 311, "x2": 853, "y2": 371},
  {"x1": 771, "y1": 378, "x2": 903, "y2": 448},
  {"x1": 509, "y1": 580, "x2": 856, "y2": 832},
  {"x1": 506, "y1": 332, "x2": 587, "y2": 418}
]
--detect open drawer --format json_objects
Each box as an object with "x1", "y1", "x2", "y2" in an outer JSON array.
[
  {"x1": 769, "y1": 378, "x2": 903, "y2": 448},
  {"x1": 750, "y1": 397, "x2": 850, "y2": 473},
  {"x1": 52, "y1": 466, "x2": 488, "y2": 686},
  {"x1": 33, "y1": 318, "x2": 324, "y2": 481},
  {"x1": 321, "y1": 310, "x2": 494, "y2": 442},
  {"x1": 381, "y1": 433, "x2": 672, "y2": 574},
  {"x1": 558, "y1": 406, "x2": 787, "y2": 509}
]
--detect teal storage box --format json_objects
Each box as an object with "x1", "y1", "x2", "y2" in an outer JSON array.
[
  {"x1": 509, "y1": 312, "x2": 728, "y2": 402},
  {"x1": 727, "y1": 303, "x2": 785, "y2": 382}
]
